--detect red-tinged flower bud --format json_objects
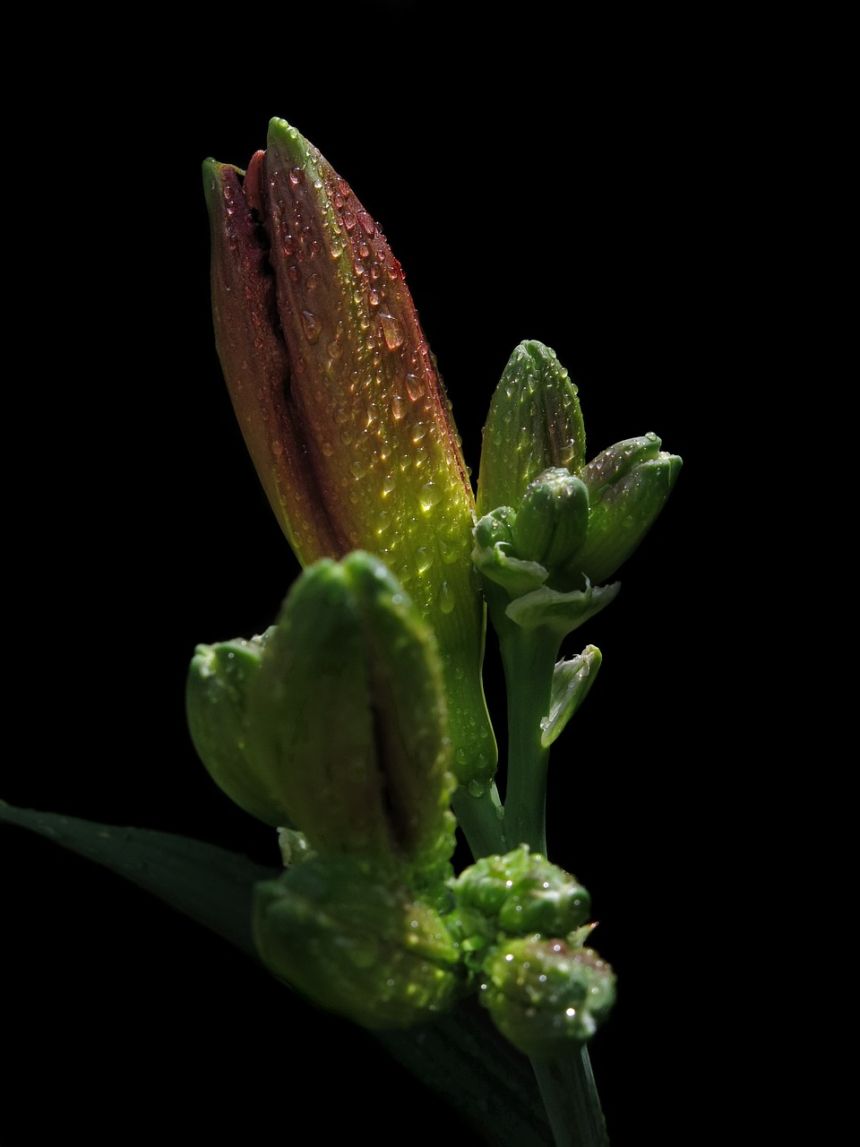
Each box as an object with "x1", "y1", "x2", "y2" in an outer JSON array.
[{"x1": 204, "y1": 119, "x2": 496, "y2": 787}]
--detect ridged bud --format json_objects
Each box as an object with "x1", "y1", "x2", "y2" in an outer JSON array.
[
  {"x1": 248, "y1": 552, "x2": 455, "y2": 875},
  {"x1": 254, "y1": 858, "x2": 462, "y2": 1029},
  {"x1": 481, "y1": 939, "x2": 615, "y2": 1058}
]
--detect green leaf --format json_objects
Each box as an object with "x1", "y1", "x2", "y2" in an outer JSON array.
[
  {"x1": 0, "y1": 800, "x2": 273, "y2": 957},
  {"x1": 2, "y1": 802, "x2": 550, "y2": 1145}
]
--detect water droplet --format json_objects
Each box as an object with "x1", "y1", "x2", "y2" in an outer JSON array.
[
  {"x1": 380, "y1": 313, "x2": 404, "y2": 350},
  {"x1": 351, "y1": 459, "x2": 367, "y2": 478},
  {"x1": 336, "y1": 177, "x2": 351, "y2": 198},
  {"x1": 358, "y1": 210, "x2": 375, "y2": 236},
  {"x1": 306, "y1": 273, "x2": 320, "y2": 292},
  {"x1": 420, "y1": 482, "x2": 441, "y2": 512},
  {"x1": 405, "y1": 372, "x2": 425, "y2": 401},
  {"x1": 411, "y1": 423, "x2": 428, "y2": 443},
  {"x1": 287, "y1": 263, "x2": 301, "y2": 282},
  {"x1": 467, "y1": 779, "x2": 486, "y2": 798},
  {"x1": 321, "y1": 441, "x2": 334, "y2": 457},
  {"x1": 300, "y1": 310, "x2": 321, "y2": 343},
  {"x1": 289, "y1": 166, "x2": 302, "y2": 186},
  {"x1": 438, "y1": 581, "x2": 455, "y2": 614},
  {"x1": 343, "y1": 210, "x2": 356, "y2": 231},
  {"x1": 416, "y1": 547, "x2": 432, "y2": 574},
  {"x1": 359, "y1": 242, "x2": 370, "y2": 259},
  {"x1": 327, "y1": 339, "x2": 343, "y2": 360},
  {"x1": 369, "y1": 289, "x2": 380, "y2": 307},
  {"x1": 391, "y1": 395, "x2": 407, "y2": 420},
  {"x1": 381, "y1": 475, "x2": 396, "y2": 497},
  {"x1": 455, "y1": 747, "x2": 467, "y2": 765}
]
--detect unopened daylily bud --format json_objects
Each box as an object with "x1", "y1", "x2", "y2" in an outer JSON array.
[
  {"x1": 481, "y1": 939, "x2": 615, "y2": 1058},
  {"x1": 472, "y1": 508, "x2": 548, "y2": 597},
  {"x1": 512, "y1": 468, "x2": 589, "y2": 572},
  {"x1": 248, "y1": 552, "x2": 455, "y2": 875},
  {"x1": 477, "y1": 341, "x2": 586, "y2": 516},
  {"x1": 204, "y1": 119, "x2": 495, "y2": 787},
  {"x1": 254, "y1": 858, "x2": 462, "y2": 1029},
  {"x1": 576, "y1": 433, "x2": 682, "y2": 584},
  {"x1": 452, "y1": 846, "x2": 591, "y2": 940},
  {"x1": 186, "y1": 632, "x2": 292, "y2": 826}
]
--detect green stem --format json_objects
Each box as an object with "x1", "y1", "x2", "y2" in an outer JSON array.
[
  {"x1": 453, "y1": 782, "x2": 506, "y2": 859},
  {"x1": 532, "y1": 1049, "x2": 609, "y2": 1147},
  {"x1": 499, "y1": 624, "x2": 558, "y2": 853},
  {"x1": 492, "y1": 609, "x2": 610, "y2": 1146}
]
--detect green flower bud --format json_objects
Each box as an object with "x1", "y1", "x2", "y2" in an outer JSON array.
[
  {"x1": 512, "y1": 468, "x2": 589, "y2": 572},
  {"x1": 186, "y1": 631, "x2": 292, "y2": 826},
  {"x1": 576, "y1": 433, "x2": 682, "y2": 584},
  {"x1": 477, "y1": 341, "x2": 586, "y2": 517},
  {"x1": 472, "y1": 508, "x2": 548, "y2": 597},
  {"x1": 248, "y1": 552, "x2": 455, "y2": 875},
  {"x1": 254, "y1": 858, "x2": 463, "y2": 1029},
  {"x1": 452, "y1": 846, "x2": 591, "y2": 938},
  {"x1": 481, "y1": 939, "x2": 615, "y2": 1058}
]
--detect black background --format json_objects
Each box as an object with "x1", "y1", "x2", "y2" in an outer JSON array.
[{"x1": 5, "y1": 9, "x2": 741, "y2": 1145}]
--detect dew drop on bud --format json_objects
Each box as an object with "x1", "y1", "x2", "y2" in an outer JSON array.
[
  {"x1": 300, "y1": 310, "x2": 322, "y2": 344},
  {"x1": 391, "y1": 395, "x2": 407, "y2": 421},
  {"x1": 380, "y1": 313, "x2": 404, "y2": 350},
  {"x1": 405, "y1": 372, "x2": 425, "y2": 401},
  {"x1": 438, "y1": 581, "x2": 455, "y2": 614},
  {"x1": 420, "y1": 483, "x2": 441, "y2": 513}
]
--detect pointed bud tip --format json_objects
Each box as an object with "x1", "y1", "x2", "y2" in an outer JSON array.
[{"x1": 267, "y1": 116, "x2": 312, "y2": 164}]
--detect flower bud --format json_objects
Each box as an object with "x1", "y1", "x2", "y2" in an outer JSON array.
[
  {"x1": 204, "y1": 120, "x2": 495, "y2": 787},
  {"x1": 452, "y1": 846, "x2": 591, "y2": 941},
  {"x1": 248, "y1": 552, "x2": 455, "y2": 875},
  {"x1": 477, "y1": 341, "x2": 586, "y2": 517},
  {"x1": 186, "y1": 632, "x2": 292, "y2": 826},
  {"x1": 512, "y1": 468, "x2": 589, "y2": 572},
  {"x1": 576, "y1": 433, "x2": 682, "y2": 584},
  {"x1": 254, "y1": 857, "x2": 462, "y2": 1029},
  {"x1": 481, "y1": 939, "x2": 615, "y2": 1058},
  {"x1": 472, "y1": 508, "x2": 548, "y2": 597}
]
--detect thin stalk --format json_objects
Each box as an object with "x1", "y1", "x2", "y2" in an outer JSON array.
[
  {"x1": 495, "y1": 614, "x2": 610, "y2": 1146},
  {"x1": 532, "y1": 1049, "x2": 609, "y2": 1147},
  {"x1": 499, "y1": 625, "x2": 558, "y2": 854},
  {"x1": 453, "y1": 782, "x2": 506, "y2": 859}
]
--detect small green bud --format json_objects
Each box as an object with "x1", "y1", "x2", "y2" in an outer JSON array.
[
  {"x1": 472, "y1": 508, "x2": 549, "y2": 597},
  {"x1": 473, "y1": 505, "x2": 516, "y2": 550},
  {"x1": 452, "y1": 846, "x2": 591, "y2": 937},
  {"x1": 477, "y1": 341, "x2": 586, "y2": 516},
  {"x1": 481, "y1": 939, "x2": 615, "y2": 1058},
  {"x1": 248, "y1": 552, "x2": 455, "y2": 874},
  {"x1": 512, "y1": 468, "x2": 589, "y2": 572},
  {"x1": 186, "y1": 631, "x2": 292, "y2": 826},
  {"x1": 576, "y1": 433, "x2": 683, "y2": 584},
  {"x1": 254, "y1": 857, "x2": 463, "y2": 1029}
]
